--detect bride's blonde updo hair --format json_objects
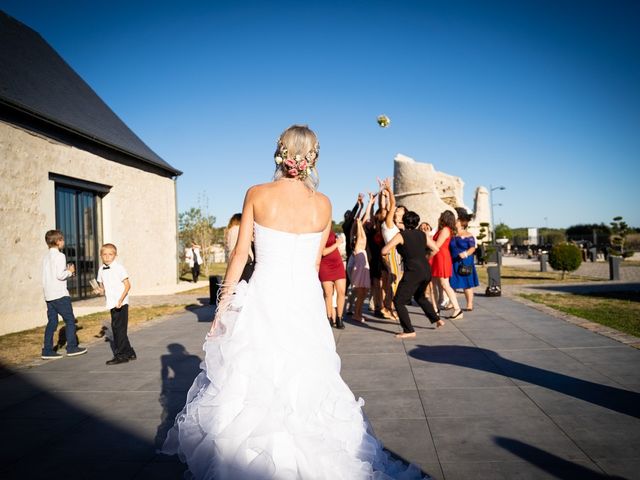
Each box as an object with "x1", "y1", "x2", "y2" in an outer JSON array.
[{"x1": 273, "y1": 124, "x2": 320, "y2": 191}]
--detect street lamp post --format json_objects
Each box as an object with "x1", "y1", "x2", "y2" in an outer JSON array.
[{"x1": 489, "y1": 185, "x2": 506, "y2": 243}]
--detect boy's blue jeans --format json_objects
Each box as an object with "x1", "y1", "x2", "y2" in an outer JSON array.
[{"x1": 43, "y1": 296, "x2": 78, "y2": 354}]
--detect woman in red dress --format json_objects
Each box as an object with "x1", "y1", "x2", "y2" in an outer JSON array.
[
  {"x1": 431, "y1": 210, "x2": 463, "y2": 319},
  {"x1": 319, "y1": 230, "x2": 346, "y2": 329}
]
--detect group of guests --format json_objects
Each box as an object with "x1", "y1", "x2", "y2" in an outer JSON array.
[{"x1": 319, "y1": 178, "x2": 480, "y2": 339}]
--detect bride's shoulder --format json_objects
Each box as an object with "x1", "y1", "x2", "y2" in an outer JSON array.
[
  {"x1": 315, "y1": 193, "x2": 332, "y2": 223},
  {"x1": 244, "y1": 182, "x2": 271, "y2": 198}
]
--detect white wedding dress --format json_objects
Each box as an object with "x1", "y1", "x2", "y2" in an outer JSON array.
[{"x1": 163, "y1": 222, "x2": 428, "y2": 480}]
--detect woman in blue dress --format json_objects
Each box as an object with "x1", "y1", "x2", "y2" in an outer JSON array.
[{"x1": 450, "y1": 208, "x2": 479, "y2": 311}]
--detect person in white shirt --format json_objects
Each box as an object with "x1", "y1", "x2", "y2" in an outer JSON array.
[
  {"x1": 95, "y1": 243, "x2": 135, "y2": 365},
  {"x1": 41, "y1": 230, "x2": 87, "y2": 359},
  {"x1": 185, "y1": 242, "x2": 203, "y2": 283}
]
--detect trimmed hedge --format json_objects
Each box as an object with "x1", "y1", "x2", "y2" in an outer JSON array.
[{"x1": 548, "y1": 243, "x2": 582, "y2": 279}]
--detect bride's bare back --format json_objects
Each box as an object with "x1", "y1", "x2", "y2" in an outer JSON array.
[
  {"x1": 222, "y1": 180, "x2": 332, "y2": 290},
  {"x1": 252, "y1": 180, "x2": 331, "y2": 234}
]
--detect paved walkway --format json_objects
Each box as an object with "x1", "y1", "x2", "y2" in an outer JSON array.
[{"x1": 1, "y1": 294, "x2": 639, "y2": 479}]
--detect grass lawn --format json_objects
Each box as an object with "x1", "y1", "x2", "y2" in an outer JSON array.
[
  {"x1": 0, "y1": 304, "x2": 196, "y2": 370},
  {"x1": 477, "y1": 265, "x2": 602, "y2": 285},
  {"x1": 179, "y1": 263, "x2": 227, "y2": 282},
  {"x1": 520, "y1": 291, "x2": 640, "y2": 338}
]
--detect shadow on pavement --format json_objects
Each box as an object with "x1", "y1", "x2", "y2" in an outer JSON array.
[
  {"x1": 186, "y1": 304, "x2": 215, "y2": 322},
  {"x1": 155, "y1": 343, "x2": 201, "y2": 448},
  {"x1": 494, "y1": 437, "x2": 624, "y2": 479},
  {"x1": 0, "y1": 363, "x2": 184, "y2": 479},
  {"x1": 408, "y1": 345, "x2": 640, "y2": 419}
]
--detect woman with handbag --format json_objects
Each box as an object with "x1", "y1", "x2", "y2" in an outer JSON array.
[{"x1": 450, "y1": 208, "x2": 479, "y2": 311}]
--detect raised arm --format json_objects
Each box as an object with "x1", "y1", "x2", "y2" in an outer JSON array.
[
  {"x1": 362, "y1": 192, "x2": 376, "y2": 223},
  {"x1": 377, "y1": 179, "x2": 386, "y2": 212},
  {"x1": 354, "y1": 217, "x2": 367, "y2": 251},
  {"x1": 382, "y1": 178, "x2": 396, "y2": 229}
]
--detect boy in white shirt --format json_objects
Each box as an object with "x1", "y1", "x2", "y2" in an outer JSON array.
[
  {"x1": 95, "y1": 243, "x2": 135, "y2": 365},
  {"x1": 41, "y1": 230, "x2": 87, "y2": 359}
]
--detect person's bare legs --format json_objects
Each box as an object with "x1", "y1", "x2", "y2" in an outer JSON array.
[
  {"x1": 371, "y1": 277, "x2": 382, "y2": 313},
  {"x1": 433, "y1": 281, "x2": 445, "y2": 310},
  {"x1": 321, "y1": 281, "x2": 335, "y2": 325},
  {"x1": 335, "y1": 278, "x2": 346, "y2": 319},
  {"x1": 464, "y1": 288, "x2": 474, "y2": 310},
  {"x1": 425, "y1": 280, "x2": 437, "y2": 312},
  {"x1": 381, "y1": 270, "x2": 394, "y2": 318},
  {"x1": 438, "y1": 277, "x2": 463, "y2": 318},
  {"x1": 354, "y1": 287, "x2": 368, "y2": 322}
]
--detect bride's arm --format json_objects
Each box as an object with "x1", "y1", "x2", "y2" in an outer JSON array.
[
  {"x1": 208, "y1": 187, "x2": 255, "y2": 334},
  {"x1": 223, "y1": 187, "x2": 255, "y2": 285},
  {"x1": 316, "y1": 201, "x2": 333, "y2": 272},
  {"x1": 316, "y1": 220, "x2": 332, "y2": 272}
]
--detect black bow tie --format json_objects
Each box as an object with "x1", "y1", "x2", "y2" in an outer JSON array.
[{"x1": 103, "y1": 265, "x2": 111, "y2": 270}]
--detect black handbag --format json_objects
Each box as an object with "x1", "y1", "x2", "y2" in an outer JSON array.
[{"x1": 457, "y1": 263, "x2": 472, "y2": 276}]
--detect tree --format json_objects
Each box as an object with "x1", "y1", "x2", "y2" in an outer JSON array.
[
  {"x1": 566, "y1": 223, "x2": 610, "y2": 244},
  {"x1": 610, "y1": 216, "x2": 633, "y2": 258},
  {"x1": 548, "y1": 243, "x2": 582, "y2": 279},
  {"x1": 477, "y1": 222, "x2": 490, "y2": 244},
  {"x1": 539, "y1": 228, "x2": 566, "y2": 246},
  {"x1": 494, "y1": 223, "x2": 512, "y2": 241},
  {"x1": 476, "y1": 222, "x2": 492, "y2": 264},
  {"x1": 178, "y1": 206, "x2": 216, "y2": 275}
]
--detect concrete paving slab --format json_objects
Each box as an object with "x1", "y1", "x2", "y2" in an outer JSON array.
[
  {"x1": 594, "y1": 457, "x2": 640, "y2": 480},
  {"x1": 440, "y1": 459, "x2": 609, "y2": 480},
  {"x1": 549, "y1": 413, "x2": 640, "y2": 459},
  {"x1": 3, "y1": 460, "x2": 149, "y2": 480},
  {"x1": 429, "y1": 414, "x2": 590, "y2": 464},
  {"x1": 411, "y1": 363, "x2": 516, "y2": 389},
  {"x1": 368, "y1": 418, "x2": 439, "y2": 469},
  {"x1": 354, "y1": 389, "x2": 425, "y2": 420},
  {"x1": 419, "y1": 387, "x2": 542, "y2": 418},
  {"x1": 520, "y1": 385, "x2": 640, "y2": 417}
]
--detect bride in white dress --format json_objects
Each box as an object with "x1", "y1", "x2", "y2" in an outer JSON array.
[{"x1": 163, "y1": 125, "x2": 428, "y2": 480}]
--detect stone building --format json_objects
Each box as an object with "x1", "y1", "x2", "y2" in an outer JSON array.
[
  {"x1": 393, "y1": 154, "x2": 491, "y2": 238},
  {"x1": 0, "y1": 12, "x2": 182, "y2": 335}
]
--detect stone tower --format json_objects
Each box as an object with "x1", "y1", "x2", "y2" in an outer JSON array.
[{"x1": 392, "y1": 153, "x2": 491, "y2": 238}]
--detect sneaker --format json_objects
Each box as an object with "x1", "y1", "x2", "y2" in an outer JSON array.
[
  {"x1": 66, "y1": 347, "x2": 87, "y2": 357},
  {"x1": 41, "y1": 352, "x2": 63, "y2": 360}
]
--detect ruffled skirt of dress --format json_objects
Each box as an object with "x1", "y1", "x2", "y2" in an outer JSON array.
[{"x1": 162, "y1": 279, "x2": 429, "y2": 480}]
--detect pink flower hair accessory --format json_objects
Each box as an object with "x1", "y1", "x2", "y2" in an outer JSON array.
[{"x1": 274, "y1": 140, "x2": 319, "y2": 180}]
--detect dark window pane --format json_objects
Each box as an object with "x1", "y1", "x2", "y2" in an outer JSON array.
[{"x1": 54, "y1": 184, "x2": 100, "y2": 300}]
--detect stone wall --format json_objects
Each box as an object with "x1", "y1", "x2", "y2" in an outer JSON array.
[{"x1": 0, "y1": 121, "x2": 178, "y2": 335}]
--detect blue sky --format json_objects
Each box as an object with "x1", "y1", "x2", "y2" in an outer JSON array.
[{"x1": 3, "y1": 0, "x2": 639, "y2": 228}]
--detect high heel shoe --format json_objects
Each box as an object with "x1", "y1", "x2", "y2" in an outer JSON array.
[
  {"x1": 328, "y1": 317, "x2": 335, "y2": 327},
  {"x1": 335, "y1": 316, "x2": 345, "y2": 329}
]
